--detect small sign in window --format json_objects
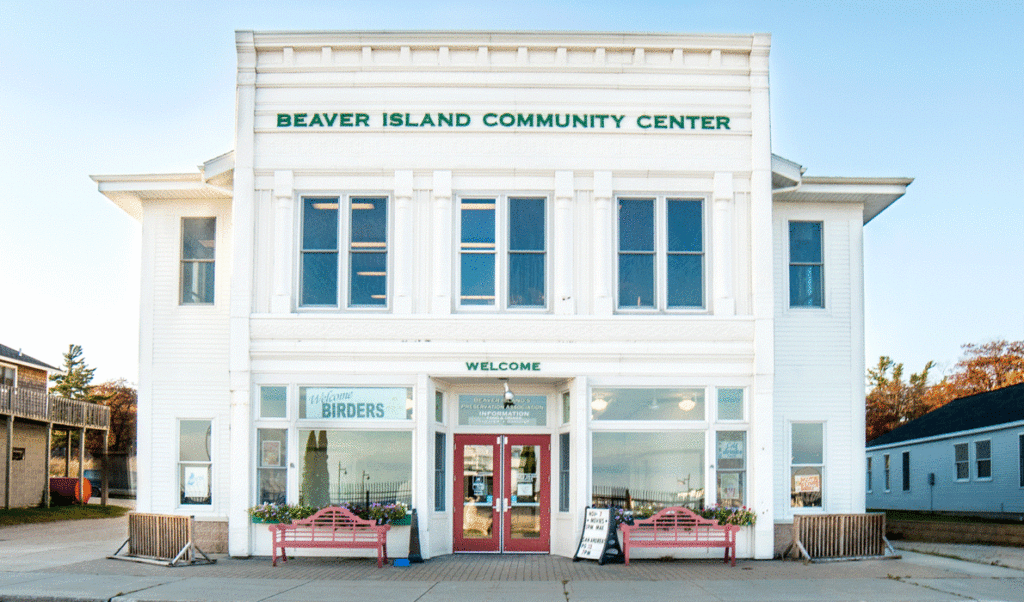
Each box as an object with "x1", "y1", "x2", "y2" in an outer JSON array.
[{"x1": 12, "y1": 447, "x2": 25, "y2": 461}]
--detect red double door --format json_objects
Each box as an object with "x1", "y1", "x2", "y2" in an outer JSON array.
[{"x1": 453, "y1": 434, "x2": 550, "y2": 553}]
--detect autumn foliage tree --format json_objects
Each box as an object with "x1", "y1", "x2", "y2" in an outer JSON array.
[
  {"x1": 88, "y1": 379, "x2": 137, "y2": 454},
  {"x1": 867, "y1": 339, "x2": 1024, "y2": 442},
  {"x1": 865, "y1": 356, "x2": 934, "y2": 442}
]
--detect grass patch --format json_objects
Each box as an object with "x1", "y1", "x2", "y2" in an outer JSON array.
[{"x1": 0, "y1": 504, "x2": 130, "y2": 527}]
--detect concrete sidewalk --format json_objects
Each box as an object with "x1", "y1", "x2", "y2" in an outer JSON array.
[{"x1": 3, "y1": 512, "x2": 1024, "y2": 601}]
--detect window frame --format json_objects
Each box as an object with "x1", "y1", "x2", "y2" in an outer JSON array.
[
  {"x1": 434, "y1": 431, "x2": 446, "y2": 512},
  {"x1": 788, "y1": 220, "x2": 824, "y2": 309},
  {"x1": 883, "y1": 453, "x2": 891, "y2": 492},
  {"x1": 178, "y1": 418, "x2": 213, "y2": 508},
  {"x1": 975, "y1": 439, "x2": 992, "y2": 480},
  {"x1": 298, "y1": 194, "x2": 391, "y2": 310},
  {"x1": 615, "y1": 195, "x2": 707, "y2": 312},
  {"x1": 790, "y1": 421, "x2": 825, "y2": 510},
  {"x1": 455, "y1": 194, "x2": 550, "y2": 312},
  {"x1": 180, "y1": 217, "x2": 216, "y2": 305},
  {"x1": 954, "y1": 442, "x2": 970, "y2": 481}
]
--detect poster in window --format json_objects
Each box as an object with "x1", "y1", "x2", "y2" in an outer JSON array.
[
  {"x1": 720, "y1": 472, "x2": 740, "y2": 499},
  {"x1": 794, "y1": 474, "x2": 821, "y2": 494},
  {"x1": 261, "y1": 440, "x2": 281, "y2": 467},
  {"x1": 184, "y1": 466, "x2": 209, "y2": 500}
]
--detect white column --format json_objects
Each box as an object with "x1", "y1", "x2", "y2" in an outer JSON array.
[
  {"x1": 271, "y1": 170, "x2": 293, "y2": 314},
  {"x1": 431, "y1": 171, "x2": 453, "y2": 314},
  {"x1": 394, "y1": 170, "x2": 414, "y2": 314},
  {"x1": 748, "y1": 33, "x2": 775, "y2": 560},
  {"x1": 554, "y1": 171, "x2": 574, "y2": 315},
  {"x1": 713, "y1": 172, "x2": 735, "y2": 316},
  {"x1": 414, "y1": 373, "x2": 431, "y2": 557},
  {"x1": 592, "y1": 171, "x2": 613, "y2": 315},
  {"x1": 228, "y1": 30, "x2": 256, "y2": 558}
]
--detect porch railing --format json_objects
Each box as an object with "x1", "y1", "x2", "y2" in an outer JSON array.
[{"x1": 0, "y1": 384, "x2": 110, "y2": 430}]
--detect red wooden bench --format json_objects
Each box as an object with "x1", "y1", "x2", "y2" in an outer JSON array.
[
  {"x1": 269, "y1": 506, "x2": 391, "y2": 568},
  {"x1": 619, "y1": 506, "x2": 739, "y2": 566}
]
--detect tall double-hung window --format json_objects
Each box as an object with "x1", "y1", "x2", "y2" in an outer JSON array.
[
  {"x1": 180, "y1": 217, "x2": 216, "y2": 304},
  {"x1": 301, "y1": 196, "x2": 388, "y2": 307},
  {"x1": 618, "y1": 197, "x2": 704, "y2": 310},
  {"x1": 459, "y1": 197, "x2": 546, "y2": 309},
  {"x1": 789, "y1": 221, "x2": 823, "y2": 307}
]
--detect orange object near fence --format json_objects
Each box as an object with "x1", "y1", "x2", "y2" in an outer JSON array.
[{"x1": 49, "y1": 477, "x2": 91, "y2": 504}]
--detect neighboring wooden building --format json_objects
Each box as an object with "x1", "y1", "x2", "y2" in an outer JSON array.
[
  {"x1": 1, "y1": 343, "x2": 110, "y2": 508},
  {"x1": 866, "y1": 383, "x2": 1024, "y2": 517}
]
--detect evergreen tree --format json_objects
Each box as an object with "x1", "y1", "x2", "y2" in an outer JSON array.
[{"x1": 49, "y1": 344, "x2": 96, "y2": 400}]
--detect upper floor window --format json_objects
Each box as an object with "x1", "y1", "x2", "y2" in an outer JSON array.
[
  {"x1": 618, "y1": 197, "x2": 704, "y2": 310},
  {"x1": 789, "y1": 221, "x2": 823, "y2": 307},
  {"x1": 180, "y1": 217, "x2": 215, "y2": 304},
  {"x1": 459, "y1": 196, "x2": 546, "y2": 309},
  {"x1": 301, "y1": 196, "x2": 388, "y2": 308}
]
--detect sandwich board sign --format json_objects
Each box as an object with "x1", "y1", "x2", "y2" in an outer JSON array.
[{"x1": 572, "y1": 507, "x2": 623, "y2": 565}]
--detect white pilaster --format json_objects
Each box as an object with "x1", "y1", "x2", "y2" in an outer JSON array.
[
  {"x1": 431, "y1": 171, "x2": 452, "y2": 315},
  {"x1": 713, "y1": 172, "x2": 735, "y2": 316},
  {"x1": 394, "y1": 170, "x2": 414, "y2": 314},
  {"x1": 228, "y1": 30, "x2": 256, "y2": 558},
  {"x1": 592, "y1": 171, "x2": 613, "y2": 316},
  {"x1": 414, "y1": 373, "x2": 432, "y2": 558},
  {"x1": 554, "y1": 171, "x2": 574, "y2": 315},
  {"x1": 271, "y1": 170, "x2": 293, "y2": 314}
]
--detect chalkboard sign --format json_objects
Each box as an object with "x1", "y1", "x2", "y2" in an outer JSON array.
[{"x1": 573, "y1": 507, "x2": 623, "y2": 564}]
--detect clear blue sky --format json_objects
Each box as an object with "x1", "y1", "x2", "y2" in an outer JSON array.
[{"x1": 1, "y1": 0, "x2": 1021, "y2": 383}]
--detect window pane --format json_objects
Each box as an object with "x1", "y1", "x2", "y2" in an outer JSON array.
[
  {"x1": 561, "y1": 391, "x2": 571, "y2": 425},
  {"x1": 559, "y1": 432, "x2": 570, "y2": 512},
  {"x1": 791, "y1": 467, "x2": 822, "y2": 507},
  {"x1": 461, "y1": 199, "x2": 495, "y2": 244},
  {"x1": 257, "y1": 428, "x2": 287, "y2": 504},
  {"x1": 509, "y1": 253, "x2": 544, "y2": 307},
  {"x1": 591, "y1": 388, "x2": 704, "y2": 421},
  {"x1": 592, "y1": 431, "x2": 704, "y2": 510},
  {"x1": 182, "y1": 218, "x2": 215, "y2": 260},
  {"x1": 667, "y1": 254, "x2": 702, "y2": 307},
  {"x1": 179, "y1": 420, "x2": 211, "y2": 462},
  {"x1": 902, "y1": 451, "x2": 910, "y2": 491},
  {"x1": 301, "y1": 252, "x2": 338, "y2": 305},
  {"x1": 955, "y1": 443, "x2": 969, "y2": 462},
  {"x1": 435, "y1": 391, "x2": 443, "y2": 423},
  {"x1": 260, "y1": 386, "x2": 287, "y2": 418},
  {"x1": 667, "y1": 200, "x2": 701, "y2": 253},
  {"x1": 180, "y1": 464, "x2": 211, "y2": 505},
  {"x1": 618, "y1": 254, "x2": 654, "y2": 308},
  {"x1": 789, "y1": 265, "x2": 823, "y2": 307},
  {"x1": 434, "y1": 432, "x2": 446, "y2": 511},
  {"x1": 303, "y1": 198, "x2": 339, "y2": 250},
  {"x1": 717, "y1": 431, "x2": 746, "y2": 470},
  {"x1": 618, "y1": 199, "x2": 654, "y2": 251},
  {"x1": 792, "y1": 423, "x2": 823, "y2": 464},
  {"x1": 509, "y1": 198, "x2": 544, "y2": 251},
  {"x1": 350, "y1": 197, "x2": 386, "y2": 245},
  {"x1": 460, "y1": 252, "x2": 495, "y2": 305},
  {"x1": 350, "y1": 252, "x2": 387, "y2": 306},
  {"x1": 181, "y1": 261, "x2": 215, "y2": 304},
  {"x1": 297, "y1": 430, "x2": 412, "y2": 507},
  {"x1": 717, "y1": 388, "x2": 744, "y2": 420},
  {"x1": 789, "y1": 222, "x2": 822, "y2": 263}
]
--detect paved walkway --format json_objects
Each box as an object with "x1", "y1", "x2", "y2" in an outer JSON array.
[{"x1": 3, "y1": 510, "x2": 1024, "y2": 601}]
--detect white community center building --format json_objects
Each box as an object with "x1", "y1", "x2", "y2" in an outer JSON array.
[{"x1": 94, "y1": 30, "x2": 911, "y2": 560}]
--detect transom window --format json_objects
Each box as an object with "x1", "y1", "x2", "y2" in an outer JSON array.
[
  {"x1": 458, "y1": 196, "x2": 546, "y2": 309},
  {"x1": 617, "y1": 197, "x2": 704, "y2": 310},
  {"x1": 300, "y1": 196, "x2": 388, "y2": 308}
]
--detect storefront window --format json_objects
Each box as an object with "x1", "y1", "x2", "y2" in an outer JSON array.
[
  {"x1": 716, "y1": 431, "x2": 746, "y2": 507},
  {"x1": 591, "y1": 388, "x2": 704, "y2": 421},
  {"x1": 257, "y1": 428, "x2": 287, "y2": 504},
  {"x1": 260, "y1": 386, "x2": 287, "y2": 418},
  {"x1": 592, "y1": 431, "x2": 704, "y2": 510},
  {"x1": 179, "y1": 419, "x2": 212, "y2": 505},
  {"x1": 791, "y1": 422, "x2": 824, "y2": 508},
  {"x1": 298, "y1": 430, "x2": 412, "y2": 507}
]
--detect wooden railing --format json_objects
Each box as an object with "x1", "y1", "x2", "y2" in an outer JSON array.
[
  {"x1": 0, "y1": 384, "x2": 110, "y2": 430},
  {"x1": 110, "y1": 512, "x2": 214, "y2": 566},
  {"x1": 788, "y1": 513, "x2": 894, "y2": 561}
]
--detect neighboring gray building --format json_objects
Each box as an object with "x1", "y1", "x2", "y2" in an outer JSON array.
[{"x1": 866, "y1": 383, "x2": 1024, "y2": 517}]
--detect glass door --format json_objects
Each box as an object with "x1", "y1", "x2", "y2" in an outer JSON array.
[{"x1": 454, "y1": 434, "x2": 550, "y2": 553}]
